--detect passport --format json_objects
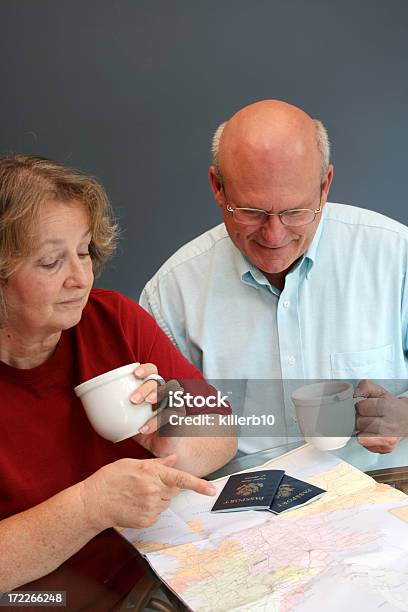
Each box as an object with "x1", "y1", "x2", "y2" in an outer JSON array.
[
  {"x1": 268, "y1": 475, "x2": 326, "y2": 514},
  {"x1": 211, "y1": 469, "x2": 285, "y2": 512}
]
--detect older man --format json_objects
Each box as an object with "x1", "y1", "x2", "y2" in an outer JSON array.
[{"x1": 140, "y1": 99, "x2": 408, "y2": 454}]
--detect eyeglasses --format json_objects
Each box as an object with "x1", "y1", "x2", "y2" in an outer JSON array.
[{"x1": 223, "y1": 186, "x2": 323, "y2": 227}]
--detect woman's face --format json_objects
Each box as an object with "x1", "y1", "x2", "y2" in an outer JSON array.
[{"x1": 3, "y1": 200, "x2": 94, "y2": 338}]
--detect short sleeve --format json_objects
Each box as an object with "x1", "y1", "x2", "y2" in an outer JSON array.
[{"x1": 118, "y1": 293, "x2": 230, "y2": 416}]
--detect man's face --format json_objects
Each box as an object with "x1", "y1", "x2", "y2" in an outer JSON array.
[
  {"x1": 221, "y1": 181, "x2": 323, "y2": 275},
  {"x1": 210, "y1": 161, "x2": 333, "y2": 279}
]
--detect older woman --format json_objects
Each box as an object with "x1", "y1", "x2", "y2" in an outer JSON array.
[{"x1": 0, "y1": 155, "x2": 236, "y2": 600}]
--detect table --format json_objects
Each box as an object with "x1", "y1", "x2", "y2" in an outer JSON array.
[
  {"x1": 9, "y1": 438, "x2": 408, "y2": 611},
  {"x1": 211, "y1": 436, "x2": 408, "y2": 482},
  {"x1": 120, "y1": 436, "x2": 408, "y2": 610}
]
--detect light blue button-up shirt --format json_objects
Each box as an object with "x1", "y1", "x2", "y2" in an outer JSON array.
[{"x1": 140, "y1": 203, "x2": 408, "y2": 452}]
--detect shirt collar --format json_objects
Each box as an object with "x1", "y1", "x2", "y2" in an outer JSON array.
[
  {"x1": 232, "y1": 245, "x2": 277, "y2": 293},
  {"x1": 235, "y1": 204, "x2": 328, "y2": 288},
  {"x1": 242, "y1": 264, "x2": 274, "y2": 291},
  {"x1": 303, "y1": 204, "x2": 327, "y2": 279}
]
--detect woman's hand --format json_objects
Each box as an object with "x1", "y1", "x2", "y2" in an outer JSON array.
[
  {"x1": 79, "y1": 454, "x2": 216, "y2": 531},
  {"x1": 129, "y1": 363, "x2": 184, "y2": 453},
  {"x1": 128, "y1": 364, "x2": 237, "y2": 476},
  {"x1": 129, "y1": 362, "x2": 162, "y2": 408}
]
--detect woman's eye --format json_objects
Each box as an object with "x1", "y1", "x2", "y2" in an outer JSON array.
[
  {"x1": 78, "y1": 252, "x2": 90, "y2": 259},
  {"x1": 41, "y1": 260, "x2": 61, "y2": 269}
]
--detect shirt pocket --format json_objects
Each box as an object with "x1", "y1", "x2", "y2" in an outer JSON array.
[{"x1": 330, "y1": 344, "x2": 395, "y2": 379}]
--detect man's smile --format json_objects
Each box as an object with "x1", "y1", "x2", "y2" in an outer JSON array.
[{"x1": 252, "y1": 239, "x2": 295, "y2": 250}]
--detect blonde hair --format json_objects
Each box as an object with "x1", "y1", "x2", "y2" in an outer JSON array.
[
  {"x1": 211, "y1": 118, "x2": 331, "y2": 182},
  {"x1": 0, "y1": 154, "x2": 118, "y2": 320}
]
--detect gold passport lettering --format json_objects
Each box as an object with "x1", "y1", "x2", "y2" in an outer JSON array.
[
  {"x1": 225, "y1": 496, "x2": 265, "y2": 504},
  {"x1": 276, "y1": 488, "x2": 313, "y2": 507}
]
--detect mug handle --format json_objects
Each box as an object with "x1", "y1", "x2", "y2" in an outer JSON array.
[
  {"x1": 143, "y1": 373, "x2": 166, "y2": 412},
  {"x1": 142, "y1": 374, "x2": 185, "y2": 414}
]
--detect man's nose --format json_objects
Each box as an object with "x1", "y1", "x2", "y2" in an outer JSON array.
[{"x1": 259, "y1": 213, "x2": 289, "y2": 243}]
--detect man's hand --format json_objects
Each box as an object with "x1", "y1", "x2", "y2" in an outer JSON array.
[
  {"x1": 79, "y1": 454, "x2": 216, "y2": 532},
  {"x1": 354, "y1": 380, "x2": 407, "y2": 453}
]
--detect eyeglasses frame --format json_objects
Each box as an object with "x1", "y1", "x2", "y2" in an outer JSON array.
[{"x1": 222, "y1": 184, "x2": 324, "y2": 227}]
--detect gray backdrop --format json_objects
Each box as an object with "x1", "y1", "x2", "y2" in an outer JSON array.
[{"x1": 1, "y1": 0, "x2": 407, "y2": 299}]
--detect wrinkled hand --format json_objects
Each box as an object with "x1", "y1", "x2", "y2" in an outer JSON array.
[
  {"x1": 354, "y1": 380, "x2": 407, "y2": 453},
  {"x1": 80, "y1": 454, "x2": 216, "y2": 531}
]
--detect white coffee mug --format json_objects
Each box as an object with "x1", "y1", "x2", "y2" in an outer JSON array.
[
  {"x1": 291, "y1": 381, "x2": 357, "y2": 451},
  {"x1": 74, "y1": 363, "x2": 164, "y2": 443}
]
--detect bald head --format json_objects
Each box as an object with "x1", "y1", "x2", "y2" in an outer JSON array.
[{"x1": 212, "y1": 100, "x2": 330, "y2": 187}]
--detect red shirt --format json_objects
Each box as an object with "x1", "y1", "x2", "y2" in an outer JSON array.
[{"x1": 0, "y1": 289, "x2": 226, "y2": 601}]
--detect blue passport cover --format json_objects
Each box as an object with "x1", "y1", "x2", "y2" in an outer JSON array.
[
  {"x1": 211, "y1": 469, "x2": 285, "y2": 512},
  {"x1": 269, "y1": 475, "x2": 326, "y2": 514}
]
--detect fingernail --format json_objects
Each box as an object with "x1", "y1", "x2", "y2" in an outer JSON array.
[
  {"x1": 131, "y1": 392, "x2": 142, "y2": 404},
  {"x1": 135, "y1": 367, "x2": 144, "y2": 376},
  {"x1": 139, "y1": 425, "x2": 149, "y2": 434},
  {"x1": 206, "y1": 484, "x2": 216, "y2": 495}
]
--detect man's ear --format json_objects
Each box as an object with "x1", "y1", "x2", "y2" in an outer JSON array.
[
  {"x1": 321, "y1": 164, "x2": 334, "y2": 202},
  {"x1": 209, "y1": 166, "x2": 224, "y2": 210}
]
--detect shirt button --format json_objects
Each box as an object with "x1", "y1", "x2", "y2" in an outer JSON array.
[
  {"x1": 288, "y1": 356, "x2": 296, "y2": 365},
  {"x1": 283, "y1": 300, "x2": 290, "y2": 308}
]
